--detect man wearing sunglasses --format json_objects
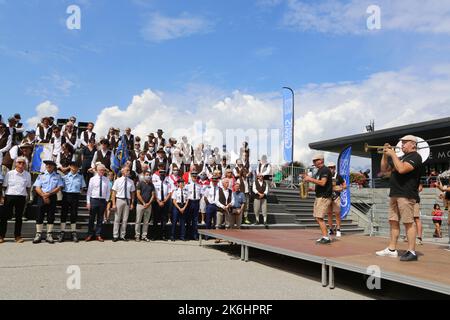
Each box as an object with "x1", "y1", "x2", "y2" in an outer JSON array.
[{"x1": 0, "y1": 157, "x2": 31, "y2": 243}]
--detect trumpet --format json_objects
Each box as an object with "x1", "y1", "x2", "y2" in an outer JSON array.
[{"x1": 364, "y1": 143, "x2": 401, "y2": 154}]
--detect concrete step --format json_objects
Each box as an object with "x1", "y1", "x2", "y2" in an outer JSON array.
[{"x1": 295, "y1": 218, "x2": 357, "y2": 224}]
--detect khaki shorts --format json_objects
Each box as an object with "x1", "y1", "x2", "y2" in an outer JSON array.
[
  {"x1": 389, "y1": 197, "x2": 416, "y2": 224},
  {"x1": 314, "y1": 197, "x2": 332, "y2": 219},
  {"x1": 413, "y1": 202, "x2": 420, "y2": 218}
]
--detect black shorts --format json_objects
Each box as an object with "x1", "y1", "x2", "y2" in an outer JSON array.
[{"x1": 432, "y1": 219, "x2": 442, "y2": 225}]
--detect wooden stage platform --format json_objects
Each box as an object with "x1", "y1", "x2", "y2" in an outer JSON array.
[{"x1": 198, "y1": 229, "x2": 450, "y2": 295}]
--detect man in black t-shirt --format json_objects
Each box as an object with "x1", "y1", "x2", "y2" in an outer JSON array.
[
  {"x1": 327, "y1": 162, "x2": 346, "y2": 238},
  {"x1": 376, "y1": 135, "x2": 423, "y2": 262},
  {"x1": 303, "y1": 153, "x2": 333, "y2": 244}
]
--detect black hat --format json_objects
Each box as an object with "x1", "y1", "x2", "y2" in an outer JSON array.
[
  {"x1": 148, "y1": 133, "x2": 155, "y2": 136},
  {"x1": 157, "y1": 148, "x2": 165, "y2": 154},
  {"x1": 43, "y1": 160, "x2": 57, "y2": 167},
  {"x1": 100, "y1": 139, "x2": 110, "y2": 146},
  {"x1": 157, "y1": 129, "x2": 164, "y2": 134},
  {"x1": 14, "y1": 113, "x2": 21, "y2": 120},
  {"x1": 26, "y1": 130, "x2": 36, "y2": 134}
]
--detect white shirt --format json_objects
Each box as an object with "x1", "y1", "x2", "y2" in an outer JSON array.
[
  {"x1": 186, "y1": 181, "x2": 203, "y2": 200},
  {"x1": 3, "y1": 169, "x2": 32, "y2": 196},
  {"x1": 112, "y1": 176, "x2": 136, "y2": 199},
  {"x1": 256, "y1": 162, "x2": 272, "y2": 176},
  {"x1": 80, "y1": 130, "x2": 95, "y2": 146},
  {"x1": 91, "y1": 149, "x2": 114, "y2": 168},
  {"x1": 172, "y1": 187, "x2": 188, "y2": 204},
  {"x1": 204, "y1": 183, "x2": 220, "y2": 204},
  {"x1": 153, "y1": 178, "x2": 172, "y2": 201},
  {"x1": 86, "y1": 175, "x2": 111, "y2": 204},
  {"x1": 253, "y1": 180, "x2": 269, "y2": 195},
  {"x1": 52, "y1": 135, "x2": 63, "y2": 155},
  {"x1": 0, "y1": 132, "x2": 12, "y2": 154},
  {"x1": 215, "y1": 187, "x2": 232, "y2": 209},
  {"x1": 36, "y1": 126, "x2": 50, "y2": 143}
]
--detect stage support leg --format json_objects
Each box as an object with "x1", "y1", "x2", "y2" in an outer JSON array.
[
  {"x1": 199, "y1": 234, "x2": 203, "y2": 246},
  {"x1": 329, "y1": 266, "x2": 335, "y2": 289},
  {"x1": 241, "y1": 245, "x2": 245, "y2": 261},
  {"x1": 321, "y1": 263, "x2": 328, "y2": 287},
  {"x1": 244, "y1": 246, "x2": 249, "y2": 262}
]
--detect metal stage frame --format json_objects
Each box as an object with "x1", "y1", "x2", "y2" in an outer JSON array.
[{"x1": 198, "y1": 229, "x2": 450, "y2": 295}]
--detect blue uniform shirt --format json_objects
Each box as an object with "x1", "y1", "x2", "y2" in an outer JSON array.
[
  {"x1": 63, "y1": 172, "x2": 86, "y2": 193},
  {"x1": 33, "y1": 171, "x2": 64, "y2": 193}
]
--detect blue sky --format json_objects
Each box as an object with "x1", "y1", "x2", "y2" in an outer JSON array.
[{"x1": 1, "y1": 0, "x2": 450, "y2": 165}]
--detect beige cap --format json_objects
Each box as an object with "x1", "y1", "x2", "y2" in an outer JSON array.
[
  {"x1": 327, "y1": 162, "x2": 336, "y2": 167},
  {"x1": 312, "y1": 153, "x2": 324, "y2": 161},
  {"x1": 400, "y1": 135, "x2": 417, "y2": 142}
]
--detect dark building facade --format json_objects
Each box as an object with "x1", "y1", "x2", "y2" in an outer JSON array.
[{"x1": 309, "y1": 117, "x2": 450, "y2": 186}]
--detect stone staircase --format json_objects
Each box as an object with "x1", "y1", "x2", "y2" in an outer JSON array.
[{"x1": 271, "y1": 188, "x2": 365, "y2": 234}]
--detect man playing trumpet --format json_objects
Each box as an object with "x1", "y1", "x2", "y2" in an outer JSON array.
[{"x1": 376, "y1": 135, "x2": 423, "y2": 262}]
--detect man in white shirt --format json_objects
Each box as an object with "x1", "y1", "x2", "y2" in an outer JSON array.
[
  {"x1": 111, "y1": 166, "x2": 136, "y2": 242},
  {"x1": 256, "y1": 155, "x2": 272, "y2": 183},
  {"x1": 204, "y1": 174, "x2": 220, "y2": 235},
  {"x1": 0, "y1": 157, "x2": 31, "y2": 243},
  {"x1": 253, "y1": 173, "x2": 269, "y2": 226},
  {"x1": 215, "y1": 178, "x2": 232, "y2": 230},
  {"x1": 0, "y1": 122, "x2": 12, "y2": 158},
  {"x1": 86, "y1": 164, "x2": 111, "y2": 242},
  {"x1": 185, "y1": 170, "x2": 202, "y2": 240},
  {"x1": 80, "y1": 122, "x2": 96, "y2": 147},
  {"x1": 152, "y1": 168, "x2": 172, "y2": 240},
  {"x1": 91, "y1": 139, "x2": 114, "y2": 172}
]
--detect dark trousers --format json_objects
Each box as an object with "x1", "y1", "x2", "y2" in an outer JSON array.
[
  {"x1": 205, "y1": 204, "x2": 217, "y2": 230},
  {"x1": 187, "y1": 199, "x2": 200, "y2": 240},
  {"x1": 88, "y1": 198, "x2": 106, "y2": 237},
  {"x1": 61, "y1": 193, "x2": 80, "y2": 224},
  {"x1": 171, "y1": 205, "x2": 186, "y2": 240},
  {"x1": 153, "y1": 201, "x2": 169, "y2": 239},
  {"x1": 36, "y1": 195, "x2": 57, "y2": 225},
  {"x1": 0, "y1": 195, "x2": 26, "y2": 238}
]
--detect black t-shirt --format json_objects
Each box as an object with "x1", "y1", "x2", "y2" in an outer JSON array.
[
  {"x1": 137, "y1": 181, "x2": 155, "y2": 203},
  {"x1": 314, "y1": 166, "x2": 332, "y2": 198},
  {"x1": 389, "y1": 152, "x2": 422, "y2": 199},
  {"x1": 332, "y1": 173, "x2": 345, "y2": 199}
]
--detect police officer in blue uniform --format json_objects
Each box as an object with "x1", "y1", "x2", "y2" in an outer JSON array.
[
  {"x1": 59, "y1": 161, "x2": 86, "y2": 243},
  {"x1": 33, "y1": 160, "x2": 64, "y2": 244}
]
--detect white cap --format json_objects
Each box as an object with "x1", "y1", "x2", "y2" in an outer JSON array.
[
  {"x1": 327, "y1": 162, "x2": 336, "y2": 167},
  {"x1": 312, "y1": 153, "x2": 324, "y2": 161},
  {"x1": 400, "y1": 135, "x2": 417, "y2": 142}
]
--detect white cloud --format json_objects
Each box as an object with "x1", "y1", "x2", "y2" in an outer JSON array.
[
  {"x1": 283, "y1": 0, "x2": 450, "y2": 34},
  {"x1": 26, "y1": 101, "x2": 59, "y2": 128},
  {"x1": 141, "y1": 13, "x2": 213, "y2": 42},
  {"x1": 27, "y1": 73, "x2": 75, "y2": 98},
  {"x1": 93, "y1": 65, "x2": 450, "y2": 170}
]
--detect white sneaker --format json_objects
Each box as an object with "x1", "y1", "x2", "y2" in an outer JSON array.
[
  {"x1": 376, "y1": 247, "x2": 398, "y2": 257},
  {"x1": 336, "y1": 230, "x2": 342, "y2": 238}
]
